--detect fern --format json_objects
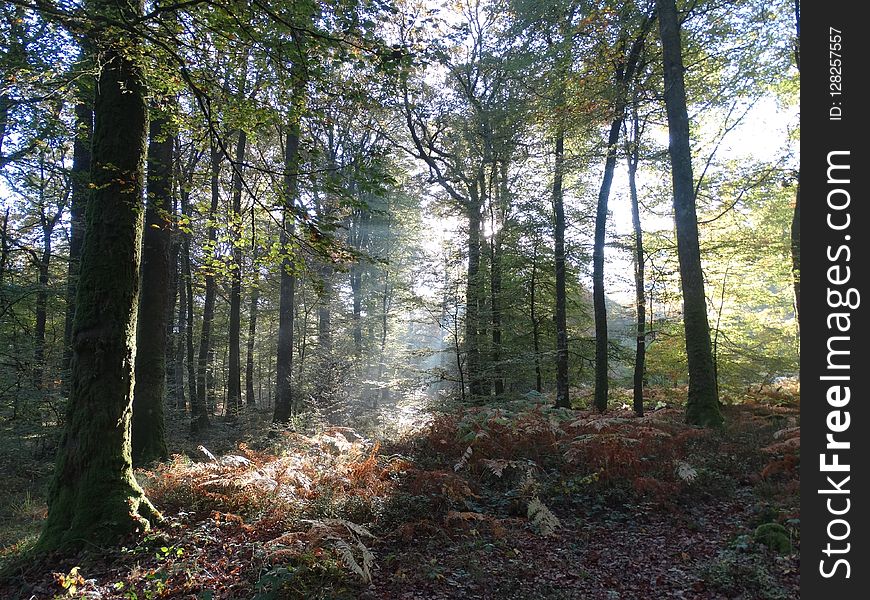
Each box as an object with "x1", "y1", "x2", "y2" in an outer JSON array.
[
  {"x1": 527, "y1": 496, "x2": 560, "y2": 536},
  {"x1": 303, "y1": 518, "x2": 376, "y2": 583},
  {"x1": 333, "y1": 538, "x2": 374, "y2": 584},
  {"x1": 453, "y1": 445, "x2": 473, "y2": 472},
  {"x1": 327, "y1": 518, "x2": 374, "y2": 539},
  {"x1": 481, "y1": 458, "x2": 534, "y2": 479},
  {"x1": 675, "y1": 460, "x2": 698, "y2": 483}
]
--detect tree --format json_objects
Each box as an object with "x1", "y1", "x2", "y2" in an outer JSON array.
[
  {"x1": 552, "y1": 118, "x2": 569, "y2": 408},
  {"x1": 790, "y1": 0, "x2": 799, "y2": 324},
  {"x1": 226, "y1": 125, "x2": 248, "y2": 420},
  {"x1": 656, "y1": 0, "x2": 721, "y2": 427},
  {"x1": 274, "y1": 46, "x2": 307, "y2": 424},
  {"x1": 37, "y1": 0, "x2": 160, "y2": 551},
  {"x1": 131, "y1": 111, "x2": 174, "y2": 466},
  {"x1": 62, "y1": 87, "x2": 92, "y2": 392},
  {"x1": 626, "y1": 106, "x2": 646, "y2": 416},
  {"x1": 591, "y1": 14, "x2": 651, "y2": 413}
]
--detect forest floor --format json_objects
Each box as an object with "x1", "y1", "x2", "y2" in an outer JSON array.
[{"x1": 0, "y1": 384, "x2": 800, "y2": 599}]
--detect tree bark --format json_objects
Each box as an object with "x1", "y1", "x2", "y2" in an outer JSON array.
[
  {"x1": 591, "y1": 117, "x2": 621, "y2": 413},
  {"x1": 466, "y1": 182, "x2": 484, "y2": 400},
  {"x1": 350, "y1": 265, "x2": 364, "y2": 356},
  {"x1": 592, "y1": 26, "x2": 649, "y2": 413},
  {"x1": 791, "y1": 176, "x2": 800, "y2": 324},
  {"x1": 791, "y1": 0, "x2": 800, "y2": 325},
  {"x1": 63, "y1": 100, "x2": 92, "y2": 391},
  {"x1": 489, "y1": 159, "x2": 507, "y2": 397},
  {"x1": 627, "y1": 117, "x2": 645, "y2": 417},
  {"x1": 164, "y1": 206, "x2": 180, "y2": 410},
  {"x1": 180, "y1": 189, "x2": 197, "y2": 409},
  {"x1": 174, "y1": 246, "x2": 187, "y2": 411},
  {"x1": 529, "y1": 241, "x2": 542, "y2": 393},
  {"x1": 274, "y1": 54, "x2": 305, "y2": 423},
  {"x1": 552, "y1": 124, "x2": 569, "y2": 408},
  {"x1": 0, "y1": 208, "x2": 9, "y2": 288},
  {"x1": 33, "y1": 189, "x2": 57, "y2": 390},
  {"x1": 226, "y1": 129, "x2": 247, "y2": 419},
  {"x1": 349, "y1": 203, "x2": 370, "y2": 360},
  {"x1": 37, "y1": 3, "x2": 160, "y2": 549},
  {"x1": 657, "y1": 0, "x2": 722, "y2": 427},
  {"x1": 192, "y1": 140, "x2": 221, "y2": 433},
  {"x1": 317, "y1": 271, "x2": 332, "y2": 353},
  {"x1": 245, "y1": 272, "x2": 259, "y2": 407},
  {"x1": 131, "y1": 114, "x2": 174, "y2": 465}
]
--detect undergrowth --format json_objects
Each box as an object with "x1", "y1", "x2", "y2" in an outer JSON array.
[{"x1": 0, "y1": 385, "x2": 800, "y2": 599}]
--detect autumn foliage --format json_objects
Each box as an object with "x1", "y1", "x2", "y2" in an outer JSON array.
[{"x1": 1, "y1": 386, "x2": 800, "y2": 598}]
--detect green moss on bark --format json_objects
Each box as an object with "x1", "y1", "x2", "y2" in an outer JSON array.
[{"x1": 36, "y1": 0, "x2": 161, "y2": 553}]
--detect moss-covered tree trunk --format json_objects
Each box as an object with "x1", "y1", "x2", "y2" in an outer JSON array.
[
  {"x1": 63, "y1": 99, "x2": 92, "y2": 392},
  {"x1": 657, "y1": 0, "x2": 722, "y2": 427},
  {"x1": 37, "y1": 1, "x2": 160, "y2": 550},
  {"x1": 131, "y1": 114, "x2": 174, "y2": 465}
]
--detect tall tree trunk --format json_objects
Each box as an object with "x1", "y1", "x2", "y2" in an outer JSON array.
[
  {"x1": 627, "y1": 116, "x2": 645, "y2": 417},
  {"x1": 274, "y1": 55, "x2": 305, "y2": 423},
  {"x1": 489, "y1": 233, "x2": 503, "y2": 396},
  {"x1": 226, "y1": 129, "x2": 247, "y2": 419},
  {"x1": 33, "y1": 152, "x2": 63, "y2": 390},
  {"x1": 245, "y1": 274, "x2": 259, "y2": 407},
  {"x1": 274, "y1": 155, "x2": 299, "y2": 423},
  {"x1": 591, "y1": 117, "x2": 622, "y2": 413},
  {"x1": 175, "y1": 248, "x2": 187, "y2": 411},
  {"x1": 489, "y1": 160, "x2": 506, "y2": 397},
  {"x1": 466, "y1": 183, "x2": 484, "y2": 400},
  {"x1": 791, "y1": 0, "x2": 800, "y2": 325},
  {"x1": 351, "y1": 266, "x2": 363, "y2": 356},
  {"x1": 552, "y1": 124, "x2": 569, "y2": 408},
  {"x1": 349, "y1": 197, "x2": 370, "y2": 359},
  {"x1": 657, "y1": 0, "x2": 721, "y2": 427},
  {"x1": 0, "y1": 208, "x2": 9, "y2": 288},
  {"x1": 592, "y1": 28, "x2": 648, "y2": 413},
  {"x1": 317, "y1": 271, "x2": 332, "y2": 353},
  {"x1": 37, "y1": 3, "x2": 160, "y2": 549},
  {"x1": 530, "y1": 241, "x2": 542, "y2": 393},
  {"x1": 379, "y1": 276, "x2": 391, "y2": 403},
  {"x1": 164, "y1": 211, "x2": 180, "y2": 409},
  {"x1": 63, "y1": 100, "x2": 92, "y2": 391},
  {"x1": 192, "y1": 140, "x2": 221, "y2": 433},
  {"x1": 33, "y1": 210, "x2": 52, "y2": 390},
  {"x1": 791, "y1": 176, "x2": 800, "y2": 323},
  {"x1": 131, "y1": 114, "x2": 174, "y2": 465},
  {"x1": 181, "y1": 191, "x2": 197, "y2": 409}
]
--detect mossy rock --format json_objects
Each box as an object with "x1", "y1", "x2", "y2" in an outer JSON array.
[{"x1": 753, "y1": 522, "x2": 792, "y2": 554}]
